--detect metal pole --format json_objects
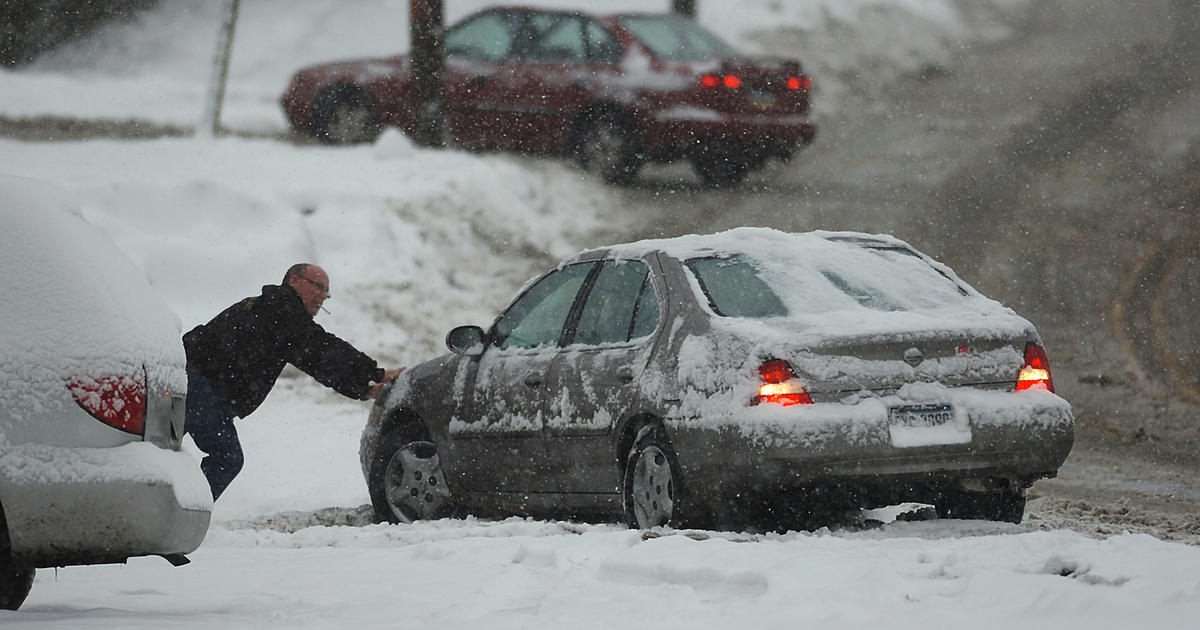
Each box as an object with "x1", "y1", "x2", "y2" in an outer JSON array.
[
  {"x1": 202, "y1": 0, "x2": 240, "y2": 137},
  {"x1": 409, "y1": 0, "x2": 445, "y2": 147}
]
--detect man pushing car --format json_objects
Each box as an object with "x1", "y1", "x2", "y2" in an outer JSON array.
[{"x1": 183, "y1": 263, "x2": 403, "y2": 500}]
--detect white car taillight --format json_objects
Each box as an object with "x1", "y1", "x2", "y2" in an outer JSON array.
[
  {"x1": 1016, "y1": 343, "x2": 1055, "y2": 393},
  {"x1": 68, "y1": 373, "x2": 147, "y2": 435},
  {"x1": 753, "y1": 359, "x2": 813, "y2": 406}
]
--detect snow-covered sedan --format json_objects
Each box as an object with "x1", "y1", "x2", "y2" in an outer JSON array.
[
  {"x1": 281, "y1": 6, "x2": 816, "y2": 186},
  {"x1": 0, "y1": 176, "x2": 212, "y2": 610},
  {"x1": 361, "y1": 228, "x2": 1073, "y2": 531}
]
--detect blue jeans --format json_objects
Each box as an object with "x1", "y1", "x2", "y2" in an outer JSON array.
[{"x1": 185, "y1": 371, "x2": 243, "y2": 500}]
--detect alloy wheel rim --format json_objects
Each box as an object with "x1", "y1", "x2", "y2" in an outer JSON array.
[
  {"x1": 632, "y1": 445, "x2": 674, "y2": 527},
  {"x1": 383, "y1": 442, "x2": 450, "y2": 522}
]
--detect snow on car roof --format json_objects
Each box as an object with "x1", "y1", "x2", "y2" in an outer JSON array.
[
  {"x1": 595, "y1": 226, "x2": 908, "y2": 260},
  {"x1": 590, "y1": 227, "x2": 1029, "y2": 341}
]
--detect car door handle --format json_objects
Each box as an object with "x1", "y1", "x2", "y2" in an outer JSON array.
[
  {"x1": 523, "y1": 373, "x2": 543, "y2": 388},
  {"x1": 616, "y1": 366, "x2": 635, "y2": 383}
]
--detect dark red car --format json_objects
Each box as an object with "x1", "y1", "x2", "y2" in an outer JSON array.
[{"x1": 281, "y1": 6, "x2": 817, "y2": 186}]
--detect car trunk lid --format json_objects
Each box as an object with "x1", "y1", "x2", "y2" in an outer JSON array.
[
  {"x1": 696, "y1": 57, "x2": 812, "y2": 114},
  {"x1": 791, "y1": 331, "x2": 1028, "y2": 398}
]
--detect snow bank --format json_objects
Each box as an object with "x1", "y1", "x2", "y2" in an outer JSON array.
[{"x1": 0, "y1": 133, "x2": 625, "y2": 367}]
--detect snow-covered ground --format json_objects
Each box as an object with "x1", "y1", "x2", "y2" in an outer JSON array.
[
  {"x1": 17, "y1": 522, "x2": 1200, "y2": 629},
  {"x1": 3, "y1": 0, "x2": 1199, "y2": 627}
]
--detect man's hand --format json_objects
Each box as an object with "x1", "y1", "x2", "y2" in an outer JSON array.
[{"x1": 366, "y1": 367, "x2": 406, "y2": 400}]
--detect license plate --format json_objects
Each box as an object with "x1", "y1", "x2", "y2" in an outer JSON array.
[
  {"x1": 888, "y1": 404, "x2": 954, "y2": 428},
  {"x1": 748, "y1": 90, "x2": 775, "y2": 110}
]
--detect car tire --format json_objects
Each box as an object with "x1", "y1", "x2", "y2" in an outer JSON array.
[
  {"x1": 936, "y1": 488, "x2": 1026, "y2": 523},
  {"x1": 367, "y1": 426, "x2": 454, "y2": 524},
  {"x1": 0, "y1": 559, "x2": 34, "y2": 611},
  {"x1": 575, "y1": 112, "x2": 641, "y2": 184},
  {"x1": 623, "y1": 426, "x2": 685, "y2": 529},
  {"x1": 693, "y1": 154, "x2": 750, "y2": 187},
  {"x1": 313, "y1": 89, "x2": 383, "y2": 145}
]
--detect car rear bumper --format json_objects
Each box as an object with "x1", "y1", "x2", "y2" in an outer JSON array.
[
  {"x1": 640, "y1": 109, "x2": 817, "y2": 158},
  {"x1": 668, "y1": 389, "x2": 1074, "y2": 499},
  {"x1": 0, "y1": 442, "x2": 212, "y2": 568}
]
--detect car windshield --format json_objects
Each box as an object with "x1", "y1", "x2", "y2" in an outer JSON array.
[
  {"x1": 686, "y1": 243, "x2": 971, "y2": 319},
  {"x1": 618, "y1": 15, "x2": 739, "y2": 61}
]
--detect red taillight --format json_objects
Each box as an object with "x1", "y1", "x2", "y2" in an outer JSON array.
[
  {"x1": 786, "y1": 75, "x2": 813, "y2": 91},
  {"x1": 68, "y1": 374, "x2": 146, "y2": 435},
  {"x1": 699, "y1": 74, "x2": 747, "y2": 89},
  {"x1": 1015, "y1": 343, "x2": 1054, "y2": 393},
  {"x1": 753, "y1": 359, "x2": 813, "y2": 406}
]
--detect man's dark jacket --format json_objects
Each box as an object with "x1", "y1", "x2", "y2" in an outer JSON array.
[{"x1": 183, "y1": 284, "x2": 384, "y2": 418}]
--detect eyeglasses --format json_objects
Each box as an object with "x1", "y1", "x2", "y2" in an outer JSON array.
[{"x1": 298, "y1": 275, "x2": 330, "y2": 298}]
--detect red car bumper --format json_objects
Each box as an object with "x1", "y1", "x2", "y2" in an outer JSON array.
[{"x1": 640, "y1": 108, "x2": 817, "y2": 160}]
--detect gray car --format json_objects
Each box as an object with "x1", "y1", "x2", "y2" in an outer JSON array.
[
  {"x1": 0, "y1": 176, "x2": 211, "y2": 610},
  {"x1": 361, "y1": 228, "x2": 1073, "y2": 531}
]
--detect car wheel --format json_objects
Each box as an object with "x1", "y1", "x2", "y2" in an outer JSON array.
[
  {"x1": 936, "y1": 488, "x2": 1026, "y2": 523},
  {"x1": 0, "y1": 560, "x2": 34, "y2": 611},
  {"x1": 693, "y1": 154, "x2": 750, "y2": 187},
  {"x1": 314, "y1": 92, "x2": 382, "y2": 145},
  {"x1": 368, "y1": 427, "x2": 453, "y2": 524},
  {"x1": 623, "y1": 426, "x2": 684, "y2": 529},
  {"x1": 575, "y1": 113, "x2": 641, "y2": 184}
]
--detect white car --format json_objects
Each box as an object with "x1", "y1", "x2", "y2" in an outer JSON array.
[{"x1": 0, "y1": 175, "x2": 212, "y2": 610}]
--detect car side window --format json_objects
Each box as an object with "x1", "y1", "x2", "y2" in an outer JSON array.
[
  {"x1": 584, "y1": 20, "x2": 622, "y2": 64},
  {"x1": 494, "y1": 262, "x2": 595, "y2": 350},
  {"x1": 618, "y1": 15, "x2": 739, "y2": 62},
  {"x1": 686, "y1": 256, "x2": 787, "y2": 318},
  {"x1": 573, "y1": 260, "x2": 656, "y2": 346},
  {"x1": 523, "y1": 13, "x2": 587, "y2": 63},
  {"x1": 445, "y1": 12, "x2": 520, "y2": 61},
  {"x1": 629, "y1": 274, "x2": 660, "y2": 340}
]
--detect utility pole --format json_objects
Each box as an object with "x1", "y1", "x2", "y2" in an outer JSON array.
[
  {"x1": 409, "y1": 0, "x2": 445, "y2": 147},
  {"x1": 672, "y1": 0, "x2": 696, "y2": 18},
  {"x1": 202, "y1": 0, "x2": 240, "y2": 137}
]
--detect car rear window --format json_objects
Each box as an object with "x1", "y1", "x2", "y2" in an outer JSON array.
[
  {"x1": 686, "y1": 244, "x2": 972, "y2": 319},
  {"x1": 617, "y1": 15, "x2": 738, "y2": 62}
]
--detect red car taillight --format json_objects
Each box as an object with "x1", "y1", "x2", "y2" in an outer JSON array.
[
  {"x1": 753, "y1": 359, "x2": 813, "y2": 406},
  {"x1": 699, "y1": 73, "x2": 744, "y2": 89},
  {"x1": 68, "y1": 373, "x2": 147, "y2": 435},
  {"x1": 1015, "y1": 343, "x2": 1055, "y2": 393},
  {"x1": 786, "y1": 75, "x2": 813, "y2": 91}
]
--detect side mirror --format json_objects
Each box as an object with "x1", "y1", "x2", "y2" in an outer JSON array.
[{"x1": 446, "y1": 325, "x2": 485, "y2": 356}]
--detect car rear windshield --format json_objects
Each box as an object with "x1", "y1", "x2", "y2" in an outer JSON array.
[
  {"x1": 686, "y1": 244, "x2": 972, "y2": 319},
  {"x1": 618, "y1": 15, "x2": 739, "y2": 62}
]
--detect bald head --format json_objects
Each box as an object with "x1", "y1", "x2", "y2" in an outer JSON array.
[{"x1": 284, "y1": 263, "x2": 330, "y2": 317}]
